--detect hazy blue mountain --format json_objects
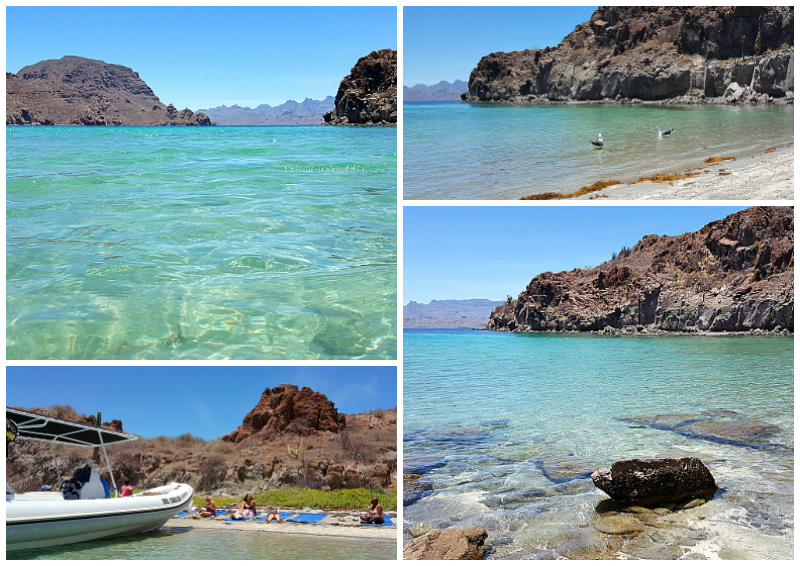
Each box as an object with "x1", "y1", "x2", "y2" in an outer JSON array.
[
  {"x1": 403, "y1": 80, "x2": 468, "y2": 102},
  {"x1": 198, "y1": 96, "x2": 335, "y2": 125},
  {"x1": 404, "y1": 299, "x2": 504, "y2": 328}
]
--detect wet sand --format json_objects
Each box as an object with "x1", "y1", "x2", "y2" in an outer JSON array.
[
  {"x1": 572, "y1": 141, "x2": 793, "y2": 200},
  {"x1": 166, "y1": 510, "x2": 397, "y2": 541}
]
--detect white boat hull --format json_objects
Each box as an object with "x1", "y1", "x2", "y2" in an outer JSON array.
[{"x1": 6, "y1": 483, "x2": 193, "y2": 551}]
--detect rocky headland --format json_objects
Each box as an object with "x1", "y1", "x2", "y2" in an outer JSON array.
[
  {"x1": 324, "y1": 49, "x2": 397, "y2": 126},
  {"x1": 6, "y1": 56, "x2": 213, "y2": 125},
  {"x1": 198, "y1": 97, "x2": 334, "y2": 126},
  {"x1": 487, "y1": 207, "x2": 793, "y2": 334},
  {"x1": 404, "y1": 80, "x2": 468, "y2": 102},
  {"x1": 6, "y1": 385, "x2": 396, "y2": 496},
  {"x1": 464, "y1": 7, "x2": 794, "y2": 105}
]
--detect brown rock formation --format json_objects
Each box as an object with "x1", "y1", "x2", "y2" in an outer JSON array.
[
  {"x1": 404, "y1": 528, "x2": 488, "y2": 560},
  {"x1": 591, "y1": 457, "x2": 718, "y2": 505},
  {"x1": 7, "y1": 56, "x2": 213, "y2": 125},
  {"x1": 465, "y1": 7, "x2": 794, "y2": 104},
  {"x1": 222, "y1": 384, "x2": 346, "y2": 443},
  {"x1": 324, "y1": 49, "x2": 397, "y2": 125},
  {"x1": 487, "y1": 207, "x2": 793, "y2": 334}
]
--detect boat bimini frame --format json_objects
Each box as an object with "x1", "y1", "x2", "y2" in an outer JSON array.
[{"x1": 6, "y1": 407, "x2": 139, "y2": 497}]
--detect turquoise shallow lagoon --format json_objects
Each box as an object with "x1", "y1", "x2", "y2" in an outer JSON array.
[
  {"x1": 7, "y1": 126, "x2": 397, "y2": 360},
  {"x1": 403, "y1": 102, "x2": 793, "y2": 199},
  {"x1": 6, "y1": 527, "x2": 397, "y2": 560},
  {"x1": 404, "y1": 329, "x2": 793, "y2": 559}
]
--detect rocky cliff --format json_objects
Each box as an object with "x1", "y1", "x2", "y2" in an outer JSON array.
[
  {"x1": 324, "y1": 49, "x2": 397, "y2": 125},
  {"x1": 487, "y1": 207, "x2": 793, "y2": 334},
  {"x1": 465, "y1": 7, "x2": 794, "y2": 104},
  {"x1": 7, "y1": 56, "x2": 213, "y2": 125}
]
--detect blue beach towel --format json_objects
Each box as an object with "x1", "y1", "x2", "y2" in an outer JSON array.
[
  {"x1": 214, "y1": 509, "x2": 230, "y2": 516},
  {"x1": 286, "y1": 513, "x2": 326, "y2": 524},
  {"x1": 173, "y1": 511, "x2": 192, "y2": 518},
  {"x1": 360, "y1": 517, "x2": 394, "y2": 526},
  {"x1": 255, "y1": 512, "x2": 294, "y2": 521}
]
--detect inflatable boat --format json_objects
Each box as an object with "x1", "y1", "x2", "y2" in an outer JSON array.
[{"x1": 6, "y1": 407, "x2": 194, "y2": 551}]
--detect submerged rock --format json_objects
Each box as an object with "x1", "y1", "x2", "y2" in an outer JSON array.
[
  {"x1": 591, "y1": 457, "x2": 718, "y2": 505},
  {"x1": 403, "y1": 528, "x2": 488, "y2": 560}
]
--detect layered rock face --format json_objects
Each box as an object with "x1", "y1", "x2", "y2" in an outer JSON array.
[
  {"x1": 324, "y1": 49, "x2": 397, "y2": 125},
  {"x1": 465, "y1": 7, "x2": 794, "y2": 104},
  {"x1": 7, "y1": 56, "x2": 213, "y2": 125},
  {"x1": 222, "y1": 384, "x2": 346, "y2": 443},
  {"x1": 487, "y1": 207, "x2": 793, "y2": 334},
  {"x1": 591, "y1": 457, "x2": 718, "y2": 505}
]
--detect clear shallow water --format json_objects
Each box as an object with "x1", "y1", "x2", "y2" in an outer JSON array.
[
  {"x1": 403, "y1": 102, "x2": 794, "y2": 199},
  {"x1": 7, "y1": 126, "x2": 397, "y2": 360},
  {"x1": 6, "y1": 527, "x2": 397, "y2": 560},
  {"x1": 403, "y1": 329, "x2": 793, "y2": 559}
]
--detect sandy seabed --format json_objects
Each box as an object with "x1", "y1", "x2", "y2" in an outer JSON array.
[{"x1": 573, "y1": 141, "x2": 794, "y2": 200}]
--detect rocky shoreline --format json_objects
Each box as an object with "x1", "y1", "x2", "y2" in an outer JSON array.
[
  {"x1": 463, "y1": 7, "x2": 793, "y2": 107},
  {"x1": 486, "y1": 207, "x2": 793, "y2": 335}
]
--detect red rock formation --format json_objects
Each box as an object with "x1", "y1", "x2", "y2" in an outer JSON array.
[
  {"x1": 222, "y1": 384, "x2": 346, "y2": 443},
  {"x1": 488, "y1": 207, "x2": 793, "y2": 334}
]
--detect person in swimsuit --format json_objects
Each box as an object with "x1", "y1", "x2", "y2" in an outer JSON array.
[
  {"x1": 232, "y1": 494, "x2": 257, "y2": 520},
  {"x1": 264, "y1": 506, "x2": 283, "y2": 523},
  {"x1": 360, "y1": 497, "x2": 384, "y2": 524},
  {"x1": 191, "y1": 496, "x2": 217, "y2": 518},
  {"x1": 119, "y1": 479, "x2": 133, "y2": 497}
]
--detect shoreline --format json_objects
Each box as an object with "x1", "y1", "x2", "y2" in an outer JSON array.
[
  {"x1": 520, "y1": 140, "x2": 793, "y2": 200},
  {"x1": 165, "y1": 513, "x2": 397, "y2": 541},
  {"x1": 478, "y1": 328, "x2": 792, "y2": 337}
]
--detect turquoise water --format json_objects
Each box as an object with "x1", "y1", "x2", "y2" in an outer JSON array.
[
  {"x1": 6, "y1": 527, "x2": 397, "y2": 560},
  {"x1": 7, "y1": 126, "x2": 397, "y2": 360},
  {"x1": 404, "y1": 329, "x2": 793, "y2": 559},
  {"x1": 403, "y1": 102, "x2": 794, "y2": 199}
]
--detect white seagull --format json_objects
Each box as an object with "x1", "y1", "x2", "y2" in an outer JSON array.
[
  {"x1": 591, "y1": 133, "x2": 604, "y2": 148},
  {"x1": 655, "y1": 127, "x2": 674, "y2": 137}
]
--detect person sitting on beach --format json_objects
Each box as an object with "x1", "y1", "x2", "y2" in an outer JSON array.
[
  {"x1": 119, "y1": 479, "x2": 133, "y2": 497},
  {"x1": 264, "y1": 506, "x2": 283, "y2": 523},
  {"x1": 360, "y1": 497, "x2": 384, "y2": 524},
  {"x1": 231, "y1": 494, "x2": 257, "y2": 520},
  {"x1": 191, "y1": 496, "x2": 217, "y2": 519}
]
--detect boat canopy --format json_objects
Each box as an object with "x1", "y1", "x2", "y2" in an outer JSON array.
[{"x1": 6, "y1": 407, "x2": 138, "y2": 447}]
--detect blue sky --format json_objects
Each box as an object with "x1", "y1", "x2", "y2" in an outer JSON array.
[
  {"x1": 6, "y1": 6, "x2": 396, "y2": 109},
  {"x1": 404, "y1": 6, "x2": 597, "y2": 86},
  {"x1": 404, "y1": 206, "x2": 749, "y2": 303},
  {"x1": 6, "y1": 366, "x2": 397, "y2": 440}
]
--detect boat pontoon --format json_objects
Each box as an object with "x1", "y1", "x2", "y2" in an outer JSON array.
[{"x1": 6, "y1": 407, "x2": 193, "y2": 551}]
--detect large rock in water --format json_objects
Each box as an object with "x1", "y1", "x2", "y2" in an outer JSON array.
[
  {"x1": 6, "y1": 56, "x2": 213, "y2": 125},
  {"x1": 324, "y1": 49, "x2": 397, "y2": 125},
  {"x1": 403, "y1": 528, "x2": 488, "y2": 560},
  {"x1": 222, "y1": 384, "x2": 346, "y2": 443},
  {"x1": 591, "y1": 457, "x2": 718, "y2": 505}
]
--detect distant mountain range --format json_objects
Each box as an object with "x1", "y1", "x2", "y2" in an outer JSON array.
[
  {"x1": 197, "y1": 97, "x2": 334, "y2": 126},
  {"x1": 403, "y1": 80, "x2": 468, "y2": 102},
  {"x1": 404, "y1": 299, "x2": 504, "y2": 328}
]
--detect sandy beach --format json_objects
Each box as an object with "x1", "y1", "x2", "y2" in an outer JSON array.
[
  {"x1": 572, "y1": 141, "x2": 793, "y2": 200},
  {"x1": 165, "y1": 510, "x2": 397, "y2": 542}
]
